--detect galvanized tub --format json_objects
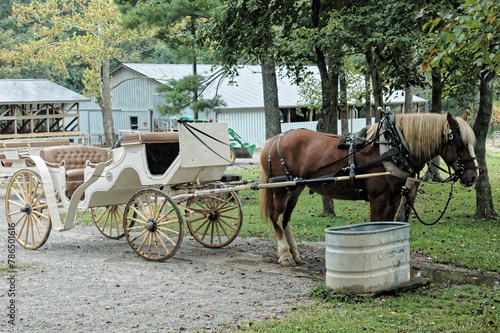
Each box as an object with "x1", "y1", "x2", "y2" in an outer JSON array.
[{"x1": 325, "y1": 222, "x2": 410, "y2": 294}]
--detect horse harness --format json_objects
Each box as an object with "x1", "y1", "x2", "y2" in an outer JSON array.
[{"x1": 267, "y1": 112, "x2": 475, "y2": 186}]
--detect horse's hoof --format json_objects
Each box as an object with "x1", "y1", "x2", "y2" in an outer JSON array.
[{"x1": 279, "y1": 257, "x2": 297, "y2": 267}]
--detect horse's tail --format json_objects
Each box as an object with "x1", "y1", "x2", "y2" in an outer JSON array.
[{"x1": 259, "y1": 164, "x2": 273, "y2": 224}]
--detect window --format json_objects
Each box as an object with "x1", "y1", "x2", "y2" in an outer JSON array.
[{"x1": 130, "y1": 116, "x2": 138, "y2": 130}]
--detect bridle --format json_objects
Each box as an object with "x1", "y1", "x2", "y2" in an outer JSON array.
[
  {"x1": 402, "y1": 121, "x2": 478, "y2": 226},
  {"x1": 429, "y1": 124, "x2": 478, "y2": 183}
]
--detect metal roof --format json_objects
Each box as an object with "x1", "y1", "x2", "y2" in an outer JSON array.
[
  {"x1": 0, "y1": 79, "x2": 90, "y2": 105},
  {"x1": 116, "y1": 64, "x2": 428, "y2": 110},
  {"x1": 118, "y1": 63, "x2": 304, "y2": 109}
]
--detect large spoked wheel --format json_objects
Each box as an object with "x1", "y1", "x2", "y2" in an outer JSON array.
[
  {"x1": 123, "y1": 189, "x2": 183, "y2": 261},
  {"x1": 6, "y1": 170, "x2": 52, "y2": 249},
  {"x1": 91, "y1": 205, "x2": 128, "y2": 239},
  {"x1": 185, "y1": 189, "x2": 243, "y2": 248}
]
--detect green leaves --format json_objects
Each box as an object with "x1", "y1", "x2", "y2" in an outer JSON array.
[
  {"x1": 426, "y1": 0, "x2": 500, "y2": 75},
  {"x1": 155, "y1": 74, "x2": 226, "y2": 116}
]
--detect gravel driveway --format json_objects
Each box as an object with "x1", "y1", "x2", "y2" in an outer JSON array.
[{"x1": 0, "y1": 186, "x2": 325, "y2": 332}]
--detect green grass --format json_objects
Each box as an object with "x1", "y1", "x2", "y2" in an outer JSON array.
[
  {"x1": 236, "y1": 284, "x2": 499, "y2": 332},
  {"x1": 221, "y1": 149, "x2": 500, "y2": 332}
]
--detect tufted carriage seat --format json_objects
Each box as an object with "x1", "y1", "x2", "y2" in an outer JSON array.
[
  {"x1": 121, "y1": 132, "x2": 180, "y2": 175},
  {"x1": 40, "y1": 145, "x2": 111, "y2": 198},
  {"x1": 0, "y1": 140, "x2": 71, "y2": 167}
]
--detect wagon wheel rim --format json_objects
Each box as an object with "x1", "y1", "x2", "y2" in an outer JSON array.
[
  {"x1": 91, "y1": 205, "x2": 127, "y2": 239},
  {"x1": 6, "y1": 169, "x2": 51, "y2": 250},
  {"x1": 185, "y1": 191, "x2": 243, "y2": 248},
  {"x1": 123, "y1": 189, "x2": 183, "y2": 261}
]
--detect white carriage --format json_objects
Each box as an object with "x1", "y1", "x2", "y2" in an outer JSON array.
[{"x1": 5, "y1": 121, "x2": 243, "y2": 261}]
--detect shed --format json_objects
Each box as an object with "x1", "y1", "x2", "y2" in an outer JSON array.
[{"x1": 0, "y1": 79, "x2": 89, "y2": 140}]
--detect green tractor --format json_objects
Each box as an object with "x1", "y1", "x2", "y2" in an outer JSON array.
[{"x1": 228, "y1": 128, "x2": 256, "y2": 165}]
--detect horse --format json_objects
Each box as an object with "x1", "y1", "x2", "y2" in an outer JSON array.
[{"x1": 259, "y1": 112, "x2": 479, "y2": 266}]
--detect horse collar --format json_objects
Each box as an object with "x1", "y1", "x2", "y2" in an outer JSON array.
[{"x1": 381, "y1": 114, "x2": 423, "y2": 175}]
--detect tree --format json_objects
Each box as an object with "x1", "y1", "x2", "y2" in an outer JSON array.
[
  {"x1": 155, "y1": 74, "x2": 225, "y2": 117},
  {"x1": 426, "y1": 0, "x2": 499, "y2": 220},
  {"x1": 117, "y1": 0, "x2": 219, "y2": 119},
  {"x1": 204, "y1": 1, "x2": 282, "y2": 139},
  {"x1": 1, "y1": 0, "x2": 148, "y2": 147}
]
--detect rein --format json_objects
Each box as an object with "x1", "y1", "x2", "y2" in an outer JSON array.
[{"x1": 401, "y1": 181, "x2": 456, "y2": 226}]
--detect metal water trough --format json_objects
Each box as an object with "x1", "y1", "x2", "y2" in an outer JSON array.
[{"x1": 325, "y1": 222, "x2": 410, "y2": 294}]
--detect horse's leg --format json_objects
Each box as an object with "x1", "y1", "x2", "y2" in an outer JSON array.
[
  {"x1": 282, "y1": 186, "x2": 305, "y2": 265},
  {"x1": 270, "y1": 186, "x2": 304, "y2": 266},
  {"x1": 369, "y1": 192, "x2": 402, "y2": 221}
]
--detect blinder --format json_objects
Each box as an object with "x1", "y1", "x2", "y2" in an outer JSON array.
[{"x1": 441, "y1": 125, "x2": 478, "y2": 182}]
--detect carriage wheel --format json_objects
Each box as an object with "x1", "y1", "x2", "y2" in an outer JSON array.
[
  {"x1": 91, "y1": 205, "x2": 127, "y2": 239},
  {"x1": 123, "y1": 189, "x2": 183, "y2": 261},
  {"x1": 185, "y1": 190, "x2": 243, "y2": 248},
  {"x1": 5, "y1": 170, "x2": 52, "y2": 249}
]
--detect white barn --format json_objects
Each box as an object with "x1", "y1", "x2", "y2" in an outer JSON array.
[{"x1": 79, "y1": 64, "x2": 427, "y2": 147}]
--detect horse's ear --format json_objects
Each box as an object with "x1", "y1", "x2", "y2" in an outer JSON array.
[
  {"x1": 460, "y1": 111, "x2": 468, "y2": 121},
  {"x1": 446, "y1": 112, "x2": 458, "y2": 127}
]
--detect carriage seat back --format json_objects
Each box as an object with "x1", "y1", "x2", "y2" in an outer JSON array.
[
  {"x1": 121, "y1": 131, "x2": 179, "y2": 144},
  {"x1": 40, "y1": 145, "x2": 111, "y2": 198},
  {"x1": 121, "y1": 132, "x2": 180, "y2": 175}
]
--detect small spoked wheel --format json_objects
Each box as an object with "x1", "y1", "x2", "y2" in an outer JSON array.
[
  {"x1": 6, "y1": 170, "x2": 52, "y2": 249},
  {"x1": 123, "y1": 189, "x2": 183, "y2": 261},
  {"x1": 185, "y1": 190, "x2": 243, "y2": 248},
  {"x1": 91, "y1": 205, "x2": 127, "y2": 239}
]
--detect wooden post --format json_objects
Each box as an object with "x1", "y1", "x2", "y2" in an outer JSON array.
[{"x1": 394, "y1": 177, "x2": 421, "y2": 222}]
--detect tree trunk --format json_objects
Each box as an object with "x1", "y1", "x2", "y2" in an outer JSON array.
[
  {"x1": 98, "y1": 58, "x2": 116, "y2": 147},
  {"x1": 404, "y1": 85, "x2": 413, "y2": 113},
  {"x1": 473, "y1": 70, "x2": 499, "y2": 220},
  {"x1": 423, "y1": 67, "x2": 444, "y2": 182},
  {"x1": 431, "y1": 67, "x2": 443, "y2": 114},
  {"x1": 315, "y1": 52, "x2": 338, "y2": 216},
  {"x1": 191, "y1": 16, "x2": 199, "y2": 120},
  {"x1": 364, "y1": 56, "x2": 372, "y2": 126},
  {"x1": 340, "y1": 71, "x2": 348, "y2": 134},
  {"x1": 371, "y1": 63, "x2": 384, "y2": 122},
  {"x1": 312, "y1": 0, "x2": 336, "y2": 216},
  {"x1": 261, "y1": 62, "x2": 281, "y2": 139}
]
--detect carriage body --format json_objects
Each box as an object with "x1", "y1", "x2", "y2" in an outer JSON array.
[{"x1": 6, "y1": 121, "x2": 244, "y2": 260}]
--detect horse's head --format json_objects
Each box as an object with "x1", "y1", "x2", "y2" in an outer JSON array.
[{"x1": 441, "y1": 112, "x2": 479, "y2": 187}]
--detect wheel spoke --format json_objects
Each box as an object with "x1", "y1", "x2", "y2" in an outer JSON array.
[
  {"x1": 156, "y1": 231, "x2": 170, "y2": 255},
  {"x1": 157, "y1": 229, "x2": 177, "y2": 248},
  {"x1": 31, "y1": 216, "x2": 43, "y2": 243},
  {"x1": 129, "y1": 229, "x2": 149, "y2": 243}
]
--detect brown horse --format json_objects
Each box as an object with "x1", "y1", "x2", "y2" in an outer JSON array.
[{"x1": 259, "y1": 112, "x2": 478, "y2": 266}]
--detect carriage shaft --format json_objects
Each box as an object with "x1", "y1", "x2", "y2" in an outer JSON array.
[{"x1": 174, "y1": 171, "x2": 391, "y2": 202}]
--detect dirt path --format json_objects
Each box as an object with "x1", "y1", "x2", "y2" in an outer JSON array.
[{"x1": 0, "y1": 186, "x2": 325, "y2": 332}]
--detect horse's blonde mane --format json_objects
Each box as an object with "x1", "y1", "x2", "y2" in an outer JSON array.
[{"x1": 367, "y1": 113, "x2": 476, "y2": 162}]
